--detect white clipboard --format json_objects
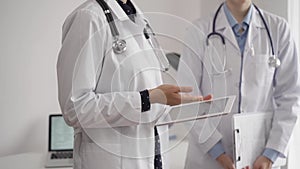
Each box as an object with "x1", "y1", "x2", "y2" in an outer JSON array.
[
  {"x1": 233, "y1": 112, "x2": 286, "y2": 169},
  {"x1": 156, "y1": 96, "x2": 235, "y2": 126}
]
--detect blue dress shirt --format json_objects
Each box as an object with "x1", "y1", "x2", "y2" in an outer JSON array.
[
  {"x1": 223, "y1": 3, "x2": 252, "y2": 54},
  {"x1": 208, "y1": 3, "x2": 280, "y2": 163}
]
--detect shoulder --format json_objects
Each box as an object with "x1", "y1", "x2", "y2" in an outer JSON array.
[
  {"x1": 63, "y1": 0, "x2": 107, "y2": 29},
  {"x1": 260, "y1": 9, "x2": 289, "y2": 31},
  {"x1": 183, "y1": 14, "x2": 213, "y2": 44},
  {"x1": 69, "y1": 0, "x2": 105, "y2": 18},
  {"x1": 181, "y1": 15, "x2": 214, "y2": 55},
  {"x1": 189, "y1": 14, "x2": 213, "y2": 33},
  {"x1": 259, "y1": 8, "x2": 294, "y2": 52},
  {"x1": 194, "y1": 16, "x2": 212, "y2": 29},
  {"x1": 261, "y1": 9, "x2": 286, "y2": 23}
]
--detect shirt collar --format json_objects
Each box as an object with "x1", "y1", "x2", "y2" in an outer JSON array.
[{"x1": 223, "y1": 3, "x2": 253, "y2": 28}]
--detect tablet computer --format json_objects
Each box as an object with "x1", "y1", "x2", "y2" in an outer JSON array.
[{"x1": 156, "y1": 95, "x2": 235, "y2": 126}]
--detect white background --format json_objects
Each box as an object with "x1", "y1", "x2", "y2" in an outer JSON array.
[{"x1": 0, "y1": 0, "x2": 299, "y2": 168}]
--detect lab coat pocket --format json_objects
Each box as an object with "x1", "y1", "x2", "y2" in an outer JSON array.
[
  {"x1": 82, "y1": 142, "x2": 121, "y2": 169},
  {"x1": 253, "y1": 54, "x2": 275, "y2": 87}
]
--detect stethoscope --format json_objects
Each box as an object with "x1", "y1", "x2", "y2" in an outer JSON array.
[
  {"x1": 95, "y1": 0, "x2": 169, "y2": 71},
  {"x1": 93, "y1": 0, "x2": 169, "y2": 91},
  {"x1": 206, "y1": 3, "x2": 281, "y2": 74}
]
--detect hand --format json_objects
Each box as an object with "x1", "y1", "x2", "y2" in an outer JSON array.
[
  {"x1": 253, "y1": 156, "x2": 272, "y2": 169},
  {"x1": 149, "y1": 84, "x2": 211, "y2": 106},
  {"x1": 216, "y1": 154, "x2": 235, "y2": 169}
]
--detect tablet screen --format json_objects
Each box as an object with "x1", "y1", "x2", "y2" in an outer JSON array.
[{"x1": 156, "y1": 96, "x2": 235, "y2": 126}]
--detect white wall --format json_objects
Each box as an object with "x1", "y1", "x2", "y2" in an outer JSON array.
[
  {"x1": 0, "y1": 0, "x2": 83, "y2": 156},
  {"x1": 288, "y1": 0, "x2": 300, "y2": 54},
  {"x1": 286, "y1": 1, "x2": 300, "y2": 169}
]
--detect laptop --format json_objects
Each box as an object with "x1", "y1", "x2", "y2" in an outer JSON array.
[
  {"x1": 156, "y1": 96, "x2": 235, "y2": 126},
  {"x1": 45, "y1": 114, "x2": 74, "y2": 168}
]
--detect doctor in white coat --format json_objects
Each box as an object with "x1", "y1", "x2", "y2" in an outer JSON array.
[
  {"x1": 56, "y1": 0, "x2": 206, "y2": 169},
  {"x1": 177, "y1": 0, "x2": 300, "y2": 169}
]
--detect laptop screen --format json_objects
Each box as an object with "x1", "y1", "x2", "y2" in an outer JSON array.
[{"x1": 49, "y1": 114, "x2": 74, "y2": 151}]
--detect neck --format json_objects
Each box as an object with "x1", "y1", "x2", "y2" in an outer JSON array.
[
  {"x1": 226, "y1": 1, "x2": 251, "y2": 23},
  {"x1": 120, "y1": 0, "x2": 127, "y2": 4}
]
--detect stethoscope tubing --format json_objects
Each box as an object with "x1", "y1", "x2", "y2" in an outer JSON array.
[
  {"x1": 93, "y1": 0, "x2": 169, "y2": 91},
  {"x1": 206, "y1": 3, "x2": 225, "y2": 46},
  {"x1": 253, "y1": 4, "x2": 275, "y2": 56},
  {"x1": 206, "y1": 2, "x2": 280, "y2": 74},
  {"x1": 206, "y1": 3, "x2": 275, "y2": 56},
  {"x1": 96, "y1": 0, "x2": 120, "y2": 38}
]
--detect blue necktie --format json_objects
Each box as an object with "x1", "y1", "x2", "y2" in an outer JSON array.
[{"x1": 154, "y1": 126, "x2": 162, "y2": 169}]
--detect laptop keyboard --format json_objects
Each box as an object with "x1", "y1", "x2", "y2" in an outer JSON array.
[{"x1": 51, "y1": 152, "x2": 73, "y2": 159}]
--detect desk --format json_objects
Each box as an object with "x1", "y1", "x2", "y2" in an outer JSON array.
[{"x1": 0, "y1": 153, "x2": 72, "y2": 169}]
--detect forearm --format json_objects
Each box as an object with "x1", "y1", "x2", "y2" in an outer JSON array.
[{"x1": 63, "y1": 90, "x2": 143, "y2": 129}]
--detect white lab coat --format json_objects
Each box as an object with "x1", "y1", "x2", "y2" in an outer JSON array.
[
  {"x1": 56, "y1": 0, "x2": 169, "y2": 169},
  {"x1": 177, "y1": 5, "x2": 300, "y2": 169}
]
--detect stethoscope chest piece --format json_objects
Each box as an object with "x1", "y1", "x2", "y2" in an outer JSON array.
[
  {"x1": 268, "y1": 55, "x2": 281, "y2": 68},
  {"x1": 113, "y1": 39, "x2": 127, "y2": 54}
]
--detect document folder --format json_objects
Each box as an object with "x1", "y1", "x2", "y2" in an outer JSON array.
[{"x1": 233, "y1": 112, "x2": 286, "y2": 169}]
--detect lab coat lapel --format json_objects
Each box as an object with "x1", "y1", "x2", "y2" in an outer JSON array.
[
  {"x1": 105, "y1": 0, "x2": 148, "y2": 50},
  {"x1": 215, "y1": 7, "x2": 240, "y2": 52},
  {"x1": 106, "y1": 0, "x2": 146, "y2": 29},
  {"x1": 244, "y1": 8, "x2": 264, "y2": 56},
  {"x1": 130, "y1": 0, "x2": 147, "y2": 27},
  {"x1": 106, "y1": 0, "x2": 146, "y2": 25},
  {"x1": 130, "y1": 0, "x2": 145, "y2": 18},
  {"x1": 105, "y1": 0, "x2": 131, "y2": 21}
]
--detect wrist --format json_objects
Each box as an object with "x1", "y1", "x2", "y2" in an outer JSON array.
[
  {"x1": 149, "y1": 88, "x2": 165, "y2": 104},
  {"x1": 148, "y1": 89, "x2": 155, "y2": 103},
  {"x1": 262, "y1": 148, "x2": 280, "y2": 163},
  {"x1": 148, "y1": 89, "x2": 156, "y2": 104}
]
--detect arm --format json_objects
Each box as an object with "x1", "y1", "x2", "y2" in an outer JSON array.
[
  {"x1": 254, "y1": 19, "x2": 300, "y2": 169},
  {"x1": 265, "y1": 19, "x2": 300, "y2": 157},
  {"x1": 262, "y1": 148, "x2": 280, "y2": 163},
  {"x1": 209, "y1": 142, "x2": 236, "y2": 169},
  {"x1": 57, "y1": 10, "x2": 143, "y2": 129}
]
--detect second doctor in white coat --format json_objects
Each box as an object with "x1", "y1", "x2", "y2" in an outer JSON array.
[
  {"x1": 56, "y1": 0, "x2": 205, "y2": 169},
  {"x1": 177, "y1": 0, "x2": 300, "y2": 169}
]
